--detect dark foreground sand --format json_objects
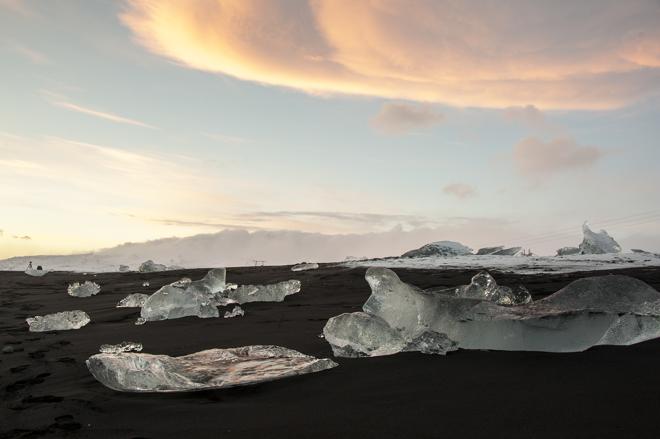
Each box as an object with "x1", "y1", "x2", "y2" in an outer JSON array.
[{"x1": 2, "y1": 265, "x2": 660, "y2": 438}]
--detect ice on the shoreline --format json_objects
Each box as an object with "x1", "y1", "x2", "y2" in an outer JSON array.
[
  {"x1": 579, "y1": 222, "x2": 621, "y2": 254},
  {"x1": 224, "y1": 280, "x2": 301, "y2": 304},
  {"x1": 224, "y1": 306, "x2": 245, "y2": 318},
  {"x1": 86, "y1": 345, "x2": 338, "y2": 392},
  {"x1": 556, "y1": 246, "x2": 581, "y2": 256},
  {"x1": 402, "y1": 241, "x2": 472, "y2": 258},
  {"x1": 67, "y1": 281, "x2": 101, "y2": 297},
  {"x1": 26, "y1": 310, "x2": 90, "y2": 332},
  {"x1": 291, "y1": 262, "x2": 319, "y2": 272},
  {"x1": 451, "y1": 271, "x2": 532, "y2": 306},
  {"x1": 116, "y1": 293, "x2": 149, "y2": 308},
  {"x1": 325, "y1": 267, "x2": 660, "y2": 355},
  {"x1": 140, "y1": 269, "x2": 227, "y2": 322},
  {"x1": 138, "y1": 260, "x2": 168, "y2": 273},
  {"x1": 100, "y1": 341, "x2": 143, "y2": 354},
  {"x1": 25, "y1": 268, "x2": 48, "y2": 277},
  {"x1": 119, "y1": 265, "x2": 130, "y2": 272},
  {"x1": 491, "y1": 246, "x2": 523, "y2": 256}
]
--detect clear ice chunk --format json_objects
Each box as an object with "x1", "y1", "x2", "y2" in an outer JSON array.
[
  {"x1": 100, "y1": 341, "x2": 143, "y2": 354},
  {"x1": 323, "y1": 312, "x2": 407, "y2": 357},
  {"x1": 138, "y1": 260, "x2": 168, "y2": 272},
  {"x1": 454, "y1": 271, "x2": 532, "y2": 306},
  {"x1": 476, "y1": 246, "x2": 504, "y2": 255},
  {"x1": 86, "y1": 345, "x2": 338, "y2": 392},
  {"x1": 578, "y1": 222, "x2": 622, "y2": 254},
  {"x1": 26, "y1": 310, "x2": 90, "y2": 332},
  {"x1": 291, "y1": 262, "x2": 319, "y2": 272},
  {"x1": 225, "y1": 280, "x2": 301, "y2": 304},
  {"x1": 224, "y1": 305, "x2": 245, "y2": 318},
  {"x1": 116, "y1": 293, "x2": 149, "y2": 308},
  {"x1": 67, "y1": 281, "x2": 101, "y2": 297},
  {"x1": 140, "y1": 268, "x2": 227, "y2": 322},
  {"x1": 326, "y1": 267, "x2": 660, "y2": 354},
  {"x1": 119, "y1": 265, "x2": 130, "y2": 272},
  {"x1": 556, "y1": 246, "x2": 581, "y2": 256}
]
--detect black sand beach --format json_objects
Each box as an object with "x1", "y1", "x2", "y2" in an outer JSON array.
[{"x1": 2, "y1": 265, "x2": 660, "y2": 438}]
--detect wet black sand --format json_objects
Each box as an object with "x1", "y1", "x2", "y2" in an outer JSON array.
[{"x1": 2, "y1": 265, "x2": 660, "y2": 438}]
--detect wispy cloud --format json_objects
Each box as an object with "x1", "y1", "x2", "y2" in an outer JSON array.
[
  {"x1": 41, "y1": 91, "x2": 156, "y2": 129},
  {"x1": 442, "y1": 183, "x2": 477, "y2": 199},
  {"x1": 503, "y1": 105, "x2": 545, "y2": 128},
  {"x1": 513, "y1": 137, "x2": 606, "y2": 179},
  {"x1": 8, "y1": 42, "x2": 49, "y2": 64},
  {"x1": 13, "y1": 235, "x2": 31, "y2": 240},
  {"x1": 371, "y1": 103, "x2": 443, "y2": 134},
  {"x1": 202, "y1": 132, "x2": 249, "y2": 144}
]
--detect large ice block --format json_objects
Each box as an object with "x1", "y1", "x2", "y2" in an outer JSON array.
[
  {"x1": 225, "y1": 280, "x2": 301, "y2": 304},
  {"x1": 86, "y1": 345, "x2": 338, "y2": 392},
  {"x1": 579, "y1": 222, "x2": 622, "y2": 254}
]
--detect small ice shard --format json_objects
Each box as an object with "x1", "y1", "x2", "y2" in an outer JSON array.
[
  {"x1": 140, "y1": 268, "x2": 227, "y2": 322},
  {"x1": 327, "y1": 267, "x2": 660, "y2": 354},
  {"x1": 401, "y1": 241, "x2": 472, "y2": 258},
  {"x1": 25, "y1": 268, "x2": 48, "y2": 277},
  {"x1": 26, "y1": 310, "x2": 90, "y2": 332},
  {"x1": 138, "y1": 260, "x2": 168, "y2": 273},
  {"x1": 119, "y1": 265, "x2": 130, "y2": 272},
  {"x1": 116, "y1": 293, "x2": 149, "y2": 308},
  {"x1": 135, "y1": 317, "x2": 146, "y2": 325},
  {"x1": 491, "y1": 246, "x2": 523, "y2": 256},
  {"x1": 142, "y1": 281, "x2": 150, "y2": 287},
  {"x1": 100, "y1": 341, "x2": 143, "y2": 354},
  {"x1": 225, "y1": 280, "x2": 301, "y2": 304},
  {"x1": 556, "y1": 246, "x2": 581, "y2": 256},
  {"x1": 476, "y1": 246, "x2": 504, "y2": 255},
  {"x1": 86, "y1": 345, "x2": 338, "y2": 392},
  {"x1": 224, "y1": 306, "x2": 244, "y2": 318},
  {"x1": 579, "y1": 222, "x2": 621, "y2": 254},
  {"x1": 67, "y1": 281, "x2": 101, "y2": 297},
  {"x1": 291, "y1": 262, "x2": 319, "y2": 272},
  {"x1": 454, "y1": 271, "x2": 531, "y2": 306}
]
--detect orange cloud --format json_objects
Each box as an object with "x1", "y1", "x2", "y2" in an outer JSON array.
[{"x1": 122, "y1": 0, "x2": 660, "y2": 109}]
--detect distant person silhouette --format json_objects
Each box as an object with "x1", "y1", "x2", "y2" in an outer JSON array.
[{"x1": 27, "y1": 261, "x2": 33, "y2": 270}]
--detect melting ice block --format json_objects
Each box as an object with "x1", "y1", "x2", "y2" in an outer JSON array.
[
  {"x1": 86, "y1": 345, "x2": 338, "y2": 392},
  {"x1": 451, "y1": 271, "x2": 532, "y2": 306},
  {"x1": 402, "y1": 241, "x2": 472, "y2": 258},
  {"x1": 325, "y1": 267, "x2": 660, "y2": 355},
  {"x1": 25, "y1": 268, "x2": 48, "y2": 277},
  {"x1": 100, "y1": 341, "x2": 143, "y2": 354},
  {"x1": 140, "y1": 269, "x2": 227, "y2": 322},
  {"x1": 67, "y1": 281, "x2": 101, "y2": 297},
  {"x1": 579, "y1": 222, "x2": 621, "y2": 254},
  {"x1": 291, "y1": 262, "x2": 319, "y2": 272},
  {"x1": 116, "y1": 293, "x2": 149, "y2": 308},
  {"x1": 225, "y1": 280, "x2": 301, "y2": 304},
  {"x1": 138, "y1": 260, "x2": 168, "y2": 272},
  {"x1": 26, "y1": 310, "x2": 90, "y2": 332}
]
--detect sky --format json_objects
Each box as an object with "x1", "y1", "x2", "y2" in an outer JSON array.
[{"x1": 1, "y1": 0, "x2": 660, "y2": 259}]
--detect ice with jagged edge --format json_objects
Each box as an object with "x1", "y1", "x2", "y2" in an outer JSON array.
[
  {"x1": 224, "y1": 305, "x2": 244, "y2": 318},
  {"x1": 579, "y1": 222, "x2": 621, "y2": 254},
  {"x1": 432, "y1": 271, "x2": 532, "y2": 306},
  {"x1": 291, "y1": 262, "x2": 319, "y2": 272},
  {"x1": 100, "y1": 341, "x2": 143, "y2": 354},
  {"x1": 26, "y1": 310, "x2": 90, "y2": 332},
  {"x1": 140, "y1": 268, "x2": 228, "y2": 322},
  {"x1": 67, "y1": 281, "x2": 101, "y2": 297},
  {"x1": 116, "y1": 293, "x2": 149, "y2": 308},
  {"x1": 138, "y1": 260, "x2": 168, "y2": 272},
  {"x1": 222, "y1": 280, "x2": 301, "y2": 304},
  {"x1": 324, "y1": 267, "x2": 660, "y2": 355},
  {"x1": 86, "y1": 345, "x2": 338, "y2": 392}
]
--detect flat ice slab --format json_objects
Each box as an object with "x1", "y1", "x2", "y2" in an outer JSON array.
[
  {"x1": 291, "y1": 262, "x2": 319, "y2": 272},
  {"x1": 86, "y1": 345, "x2": 338, "y2": 392},
  {"x1": 224, "y1": 280, "x2": 301, "y2": 304},
  {"x1": 26, "y1": 310, "x2": 90, "y2": 332},
  {"x1": 343, "y1": 252, "x2": 660, "y2": 274}
]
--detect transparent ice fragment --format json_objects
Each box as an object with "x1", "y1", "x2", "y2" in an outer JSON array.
[
  {"x1": 224, "y1": 306, "x2": 245, "y2": 318},
  {"x1": 116, "y1": 293, "x2": 149, "y2": 308},
  {"x1": 226, "y1": 280, "x2": 300, "y2": 304},
  {"x1": 100, "y1": 341, "x2": 143, "y2": 354},
  {"x1": 67, "y1": 281, "x2": 101, "y2": 297},
  {"x1": 323, "y1": 312, "x2": 407, "y2": 357},
  {"x1": 291, "y1": 262, "x2": 319, "y2": 272},
  {"x1": 454, "y1": 271, "x2": 531, "y2": 306},
  {"x1": 86, "y1": 345, "x2": 338, "y2": 392},
  {"x1": 579, "y1": 222, "x2": 621, "y2": 254},
  {"x1": 27, "y1": 310, "x2": 90, "y2": 332}
]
